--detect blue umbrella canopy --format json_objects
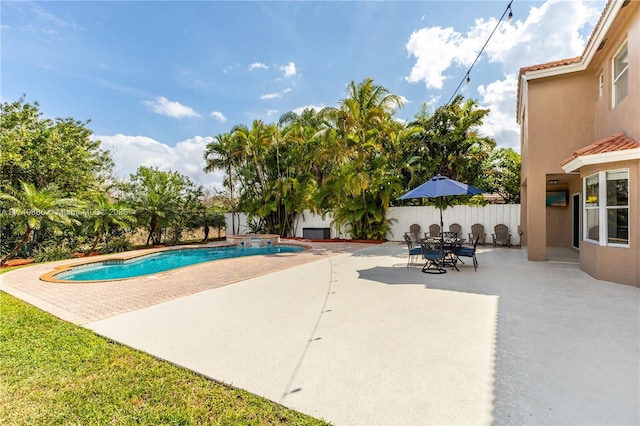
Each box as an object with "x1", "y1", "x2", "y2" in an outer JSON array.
[
  {"x1": 398, "y1": 175, "x2": 483, "y2": 199},
  {"x1": 398, "y1": 175, "x2": 483, "y2": 232}
]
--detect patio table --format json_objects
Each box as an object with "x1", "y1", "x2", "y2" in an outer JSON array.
[{"x1": 442, "y1": 237, "x2": 465, "y2": 271}]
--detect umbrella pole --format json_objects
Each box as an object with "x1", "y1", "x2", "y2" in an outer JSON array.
[{"x1": 439, "y1": 196, "x2": 444, "y2": 233}]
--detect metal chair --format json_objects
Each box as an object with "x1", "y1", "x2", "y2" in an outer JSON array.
[
  {"x1": 403, "y1": 233, "x2": 422, "y2": 267},
  {"x1": 420, "y1": 237, "x2": 446, "y2": 274},
  {"x1": 468, "y1": 223, "x2": 486, "y2": 246},
  {"x1": 492, "y1": 224, "x2": 512, "y2": 247},
  {"x1": 453, "y1": 235, "x2": 480, "y2": 271}
]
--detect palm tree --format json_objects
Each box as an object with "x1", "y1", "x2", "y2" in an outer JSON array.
[
  {"x1": 318, "y1": 78, "x2": 404, "y2": 239},
  {"x1": 0, "y1": 181, "x2": 78, "y2": 265},
  {"x1": 85, "y1": 192, "x2": 134, "y2": 253},
  {"x1": 204, "y1": 132, "x2": 241, "y2": 235}
]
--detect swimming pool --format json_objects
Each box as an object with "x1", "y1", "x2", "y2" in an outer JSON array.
[{"x1": 52, "y1": 245, "x2": 304, "y2": 282}]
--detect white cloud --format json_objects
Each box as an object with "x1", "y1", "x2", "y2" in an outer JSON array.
[
  {"x1": 32, "y1": 5, "x2": 67, "y2": 27},
  {"x1": 260, "y1": 92, "x2": 281, "y2": 100},
  {"x1": 95, "y1": 134, "x2": 224, "y2": 190},
  {"x1": 291, "y1": 104, "x2": 325, "y2": 115},
  {"x1": 222, "y1": 63, "x2": 239, "y2": 74},
  {"x1": 143, "y1": 96, "x2": 201, "y2": 119},
  {"x1": 260, "y1": 87, "x2": 293, "y2": 100},
  {"x1": 481, "y1": 0, "x2": 601, "y2": 69},
  {"x1": 266, "y1": 109, "x2": 279, "y2": 117},
  {"x1": 406, "y1": 0, "x2": 600, "y2": 90},
  {"x1": 280, "y1": 62, "x2": 297, "y2": 78},
  {"x1": 210, "y1": 111, "x2": 227, "y2": 122},
  {"x1": 477, "y1": 75, "x2": 520, "y2": 149},
  {"x1": 405, "y1": 0, "x2": 603, "y2": 150},
  {"x1": 250, "y1": 62, "x2": 269, "y2": 70},
  {"x1": 398, "y1": 95, "x2": 411, "y2": 105},
  {"x1": 405, "y1": 26, "x2": 481, "y2": 89}
]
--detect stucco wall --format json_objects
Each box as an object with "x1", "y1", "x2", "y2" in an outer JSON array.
[
  {"x1": 579, "y1": 161, "x2": 639, "y2": 287},
  {"x1": 592, "y1": 1, "x2": 640, "y2": 141},
  {"x1": 524, "y1": 74, "x2": 595, "y2": 260},
  {"x1": 519, "y1": 2, "x2": 639, "y2": 286},
  {"x1": 546, "y1": 204, "x2": 569, "y2": 247}
]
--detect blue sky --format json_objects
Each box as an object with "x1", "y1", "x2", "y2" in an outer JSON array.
[{"x1": 2, "y1": 0, "x2": 606, "y2": 190}]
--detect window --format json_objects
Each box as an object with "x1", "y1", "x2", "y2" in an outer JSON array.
[
  {"x1": 606, "y1": 170, "x2": 629, "y2": 244},
  {"x1": 612, "y1": 41, "x2": 628, "y2": 107},
  {"x1": 598, "y1": 72, "x2": 604, "y2": 98},
  {"x1": 585, "y1": 174, "x2": 599, "y2": 241},
  {"x1": 584, "y1": 170, "x2": 629, "y2": 246}
]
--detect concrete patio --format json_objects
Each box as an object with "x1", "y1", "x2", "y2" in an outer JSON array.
[{"x1": 1, "y1": 242, "x2": 639, "y2": 425}]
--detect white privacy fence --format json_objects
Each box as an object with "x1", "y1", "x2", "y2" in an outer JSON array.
[{"x1": 225, "y1": 204, "x2": 521, "y2": 245}]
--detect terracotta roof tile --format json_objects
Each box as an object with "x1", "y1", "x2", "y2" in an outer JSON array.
[
  {"x1": 518, "y1": 57, "x2": 581, "y2": 76},
  {"x1": 559, "y1": 133, "x2": 640, "y2": 166}
]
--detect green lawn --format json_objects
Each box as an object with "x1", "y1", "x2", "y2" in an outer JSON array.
[{"x1": 0, "y1": 291, "x2": 328, "y2": 425}]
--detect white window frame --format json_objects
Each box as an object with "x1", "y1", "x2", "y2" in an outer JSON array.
[
  {"x1": 583, "y1": 169, "x2": 630, "y2": 248},
  {"x1": 598, "y1": 72, "x2": 604, "y2": 98},
  {"x1": 612, "y1": 41, "x2": 628, "y2": 108}
]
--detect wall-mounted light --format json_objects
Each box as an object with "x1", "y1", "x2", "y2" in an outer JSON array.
[{"x1": 548, "y1": 179, "x2": 559, "y2": 184}]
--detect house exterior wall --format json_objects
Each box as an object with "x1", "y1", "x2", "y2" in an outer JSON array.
[
  {"x1": 519, "y1": 1, "x2": 639, "y2": 286},
  {"x1": 522, "y1": 74, "x2": 595, "y2": 260},
  {"x1": 578, "y1": 160, "x2": 639, "y2": 286},
  {"x1": 592, "y1": 2, "x2": 640, "y2": 141}
]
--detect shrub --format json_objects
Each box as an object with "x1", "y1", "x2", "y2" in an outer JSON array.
[
  {"x1": 101, "y1": 238, "x2": 133, "y2": 254},
  {"x1": 34, "y1": 245, "x2": 74, "y2": 262}
]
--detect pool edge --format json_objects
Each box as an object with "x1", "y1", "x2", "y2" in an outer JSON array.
[{"x1": 40, "y1": 242, "x2": 311, "y2": 284}]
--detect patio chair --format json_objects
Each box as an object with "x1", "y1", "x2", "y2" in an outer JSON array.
[
  {"x1": 449, "y1": 223, "x2": 462, "y2": 239},
  {"x1": 468, "y1": 223, "x2": 486, "y2": 246},
  {"x1": 403, "y1": 233, "x2": 422, "y2": 267},
  {"x1": 453, "y1": 234, "x2": 480, "y2": 271},
  {"x1": 420, "y1": 237, "x2": 446, "y2": 274},
  {"x1": 492, "y1": 224, "x2": 512, "y2": 247},
  {"x1": 409, "y1": 223, "x2": 421, "y2": 245},
  {"x1": 428, "y1": 223, "x2": 441, "y2": 238}
]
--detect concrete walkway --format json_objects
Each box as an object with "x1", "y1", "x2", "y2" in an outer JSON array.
[{"x1": 2, "y1": 242, "x2": 639, "y2": 425}]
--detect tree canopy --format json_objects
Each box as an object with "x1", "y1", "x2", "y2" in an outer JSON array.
[
  {"x1": 1, "y1": 83, "x2": 521, "y2": 261},
  {"x1": 0, "y1": 96, "x2": 113, "y2": 197},
  {"x1": 205, "y1": 78, "x2": 519, "y2": 239}
]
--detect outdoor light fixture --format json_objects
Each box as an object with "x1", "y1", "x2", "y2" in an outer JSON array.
[
  {"x1": 508, "y1": 5, "x2": 513, "y2": 22},
  {"x1": 466, "y1": 75, "x2": 471, "y2": 86},
  {"x1": 548, "y1": 179, "x2": 559, "y2": 184}
]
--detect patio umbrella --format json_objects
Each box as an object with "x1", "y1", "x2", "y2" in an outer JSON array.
[{"x1": 398, "y1": 175, "x2": 483, "y2": 232}]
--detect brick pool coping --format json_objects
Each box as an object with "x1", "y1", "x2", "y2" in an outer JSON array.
[{"x1": 0, "y1": 240, "x2": 374, "y2": 324}]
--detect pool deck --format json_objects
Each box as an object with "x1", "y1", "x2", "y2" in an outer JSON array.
[
  {"x1": 1, "y1": 241, "x2": 639, "y2": 425},
  {"x1": 0, "y1": 240, "x2": 365, "y2": 324}
]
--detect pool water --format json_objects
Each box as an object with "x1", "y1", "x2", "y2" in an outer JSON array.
[{"x1": 55, "y1": 245, "x2": 304, "y2": 282}]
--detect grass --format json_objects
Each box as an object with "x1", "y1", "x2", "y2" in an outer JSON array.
[{"x1": 0, "y1": 291, "x2": 328, "y2": 425}]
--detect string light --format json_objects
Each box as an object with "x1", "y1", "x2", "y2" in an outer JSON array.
[{"x1": 446, "y1": 0, "x2": 514, "y2": 105}]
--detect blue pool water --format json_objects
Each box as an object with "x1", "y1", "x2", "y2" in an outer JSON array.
[{"x1": 56, "y1": 245, "x2": 304, "y2": 282}]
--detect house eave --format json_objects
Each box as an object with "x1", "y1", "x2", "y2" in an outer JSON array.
[
  {"x1": 526, "y1": 1, "x2": 624, "y2": 82},
  {"x1": 562, "y1": 148, "x2": 640, "y2": 173},
  {"x1": 516, "y1": 0, "x2": 624, "y2": 123}
]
